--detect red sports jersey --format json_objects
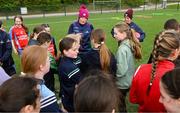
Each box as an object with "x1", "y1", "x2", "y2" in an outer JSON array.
[
  {"x1": 129, "y1": 60, "x2": 174, "y2": 112},
  {"x1": 10, "y1": 26, "x2": 28, "y2": 49}
]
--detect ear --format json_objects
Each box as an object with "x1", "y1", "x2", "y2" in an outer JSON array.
[
  {"x1": 176, "y1": 98, "x2": 180, "y2": 106},
  {"x1": 170, "y1": 49, "x2": 179, "y2": 60},
  {"x1": 63, "y1": 50, "x2": 68, "y2": 56},
  {"x1": 20, "y1": 105, "x2": 34, "y2": 113},
  {"x1": 39, "y1": 64, "x2": 44, "y2": 71}
]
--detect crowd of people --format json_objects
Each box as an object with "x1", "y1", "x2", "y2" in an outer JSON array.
[{"x1": 0, "y1": 4, "x2": 180, "y2": 113}]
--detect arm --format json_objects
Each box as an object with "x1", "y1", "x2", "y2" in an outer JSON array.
[
  {"x1": 9, "y1": 27, "x2": 18, "y2": 55},
  {"x1": 11, "y1": 40, "x2": 18, "y2": 55},
  {"x1": 116, "y1": 47, "x2": 128, "y2": 77},
  {"x1": 90, "y1": 24, "x2": 94, "y2": 30},
  {"x1": 110, "y1": 53, "x2": 117, "y2": 76},
  {"x1": 133, "y1": 23, "x2": 145, "y2": 42},
  {"x1": 68, "y1": 23, "x2": 74, "y2": 34},
  {"x1": 0, "y1": 32, "x2": 12, "y2": 62}
]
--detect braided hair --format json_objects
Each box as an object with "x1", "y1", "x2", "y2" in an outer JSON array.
[{"x1": 147, "y1": 30, "x2": 180, "y2": 95}]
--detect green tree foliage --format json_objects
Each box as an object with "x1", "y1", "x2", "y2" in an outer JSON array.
[
  {"x1": 122, "y1": 0, "x2": 144, "y2": 7},
  {"x1": 0, "y1": 0, "x2": 61, "y2": 12}
]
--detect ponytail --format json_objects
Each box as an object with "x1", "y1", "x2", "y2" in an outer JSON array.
[
  {"x1": 91, "y1": 29, "x2": 111, "y2": 73},
  {"x1": 99, "y1": 42, "x2": 111, "y2": 73},
  {"x1": 129, "y1": 29, "x2": 142, "y2": 59}
]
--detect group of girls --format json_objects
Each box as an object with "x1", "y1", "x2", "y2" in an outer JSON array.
[{"x1": 1, "y1": 4, "x2": 180, "y2": 113}]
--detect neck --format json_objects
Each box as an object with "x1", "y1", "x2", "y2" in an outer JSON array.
[
  {"x1": 93, "y1": 43, "x2": 101, "y2": 49},
  {"x1": 34, "y1": 71, "x2": 44, "y2": 80}
]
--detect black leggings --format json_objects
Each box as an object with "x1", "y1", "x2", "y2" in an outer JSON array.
[{"x1": 118, "y1": 88, "x2": 130, "y2": 113}]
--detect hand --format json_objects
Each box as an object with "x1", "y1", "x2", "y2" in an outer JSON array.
[
  {"x1": 135, "y1": 32, "x2": 140, "y2": 38},
  {"x1": 13, "y1": 49, "x2": 18, "y2": 55},
  {"x1": 61, "y1": 104, "x2": 68, "y2": 113}
]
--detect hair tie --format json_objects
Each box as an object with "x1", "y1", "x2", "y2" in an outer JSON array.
[
  {"x1": 101, "y1": 41, "x2": 104, "y2": 45},
  {"x1": 20, "y1": 72, "x2": 26, "y2": 76}
]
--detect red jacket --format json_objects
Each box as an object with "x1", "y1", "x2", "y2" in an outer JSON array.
[{"x1": 129, "y1": 60, "x2": 174, "y2": 112}]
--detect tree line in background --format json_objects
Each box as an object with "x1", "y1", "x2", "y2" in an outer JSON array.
[{"x1": 0, "y1": 0, "x2": 163, "y2": 13}]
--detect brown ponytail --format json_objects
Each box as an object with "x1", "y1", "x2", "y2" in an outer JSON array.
[
  {"x1": 91, "y1": 29, "x2": 111, "y2": 73},
  {"x1": 99, "y1": 43, "x2": 111, "y2": 73},
  {"x1": 130, "y1": 29, "x2": 142, "y2": 59}
]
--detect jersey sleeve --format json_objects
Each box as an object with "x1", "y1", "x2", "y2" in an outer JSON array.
[{"x1": 129, "y1": 65, "x2": 141, "y2": 103}]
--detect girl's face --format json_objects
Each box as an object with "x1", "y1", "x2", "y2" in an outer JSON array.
[
  {"x1": 15, "y1": 18, "x2": 22, "y2": 27},
  {"x1": 124, "y1": 16, "x2": 132, "y2": 24},
  {"x1": 45, "y1": 27, "x2": 51, "y2": 34},
  {"x1": 113, "y1": 28, "x2": 127, "y2": 41},
  {"x1": 64, "y1": 42, "x2": 79, "y2": 59},
  {"x1": 79, "y1": 17, "x2": 87, "y2": 25},
  {"x1": 159, "y1": 81, "x2": 180, "y2": 113}
]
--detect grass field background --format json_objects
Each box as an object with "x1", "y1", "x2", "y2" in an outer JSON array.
[{"x1": 3, "y1": 9, "x2": 180, "y2": 112}]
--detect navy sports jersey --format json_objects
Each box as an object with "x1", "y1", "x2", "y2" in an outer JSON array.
[
  {"x1": 68, "y1": 21, "x2": 94, "y2": 53},
  {"x1": 58, "y1": 56, "x2": 82, "y2": 112},
  {"x1": 80, "y1": 48, "x2": 117, "y2": 76}
]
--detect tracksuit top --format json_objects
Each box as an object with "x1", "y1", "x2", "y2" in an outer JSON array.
[
  {"x1": 0, "y1": 29, "x2": 15, "y2": 74},
  {"x1": 128, "y1": 22, "x2": 145, "y2": 42},
  {"x1": 80, "y1": 48, "x2": 117, "y2": 76},
  {"x1": 0, "y1": 29, "x2": 13, "y2": 64},
  {"x1": 116, "y1": 39, "x2": 135, "y2": 89},
  {"x1": 58, "y1": 56, "x2": 82, "y2": 112},
  {"x1": 130, "y1": 60, "x2": 174, "y2": 112},
  {"x1": 38, "y1": 79, "x2": 60, "y2": 113},
  {"x1": 9, "y1": 26, "x2": 28, "y2": 49},
  {"x1": 68, "y1": 21, "x2": 94, "y2": 53}
]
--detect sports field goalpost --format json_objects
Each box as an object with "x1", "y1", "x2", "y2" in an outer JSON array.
[{"x1": 93, "y1": 0, "x2": 121, "y2": 10}]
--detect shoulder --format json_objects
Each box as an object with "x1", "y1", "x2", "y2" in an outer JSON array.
[
  {"x1": 38, "y1": 84, "x2": 57, "y2": 108},
  {"x1": 72, "y1": 21, "x2": 78, "y2": 26},
  {"x1": 38, "y1": 84, "x2": 55, "y2": 98},
  {"x1": 118, "y1": 41, "x2": 131, "y2": 52},
  {"x1": 133, "y1": 64, "x2": 151, "y2": 77},
  {"x1": 59, "y1": 57, "x2": 77, "y2": 71}
]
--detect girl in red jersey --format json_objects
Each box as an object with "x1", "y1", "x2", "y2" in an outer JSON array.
[
  {"x1": 9, "y1": 15, "x2": 29, "y2": 55},
  {"x1": 129, "y1": 30, "x2": 180, "y2": 112}
]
